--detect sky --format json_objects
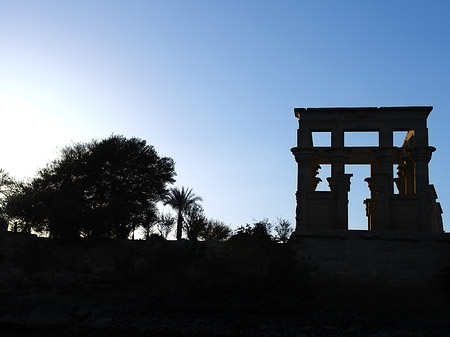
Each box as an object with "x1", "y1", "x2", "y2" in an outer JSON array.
[{"x1": 1, "y1": 1, "x2": 449, "y2": 232}]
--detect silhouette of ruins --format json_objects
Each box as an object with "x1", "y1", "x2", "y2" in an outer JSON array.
[{"x1": 291, "y1": 106, "x2": 443, "y2": 233}]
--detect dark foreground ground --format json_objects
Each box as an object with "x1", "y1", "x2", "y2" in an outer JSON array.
[{"x1": 1, "y1": 233, "x2": 450, "y2": 336}]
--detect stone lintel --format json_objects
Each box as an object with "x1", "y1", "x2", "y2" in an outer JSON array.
[{"x1": 294, "y1": 106, "x2": 432, "y2": 122}]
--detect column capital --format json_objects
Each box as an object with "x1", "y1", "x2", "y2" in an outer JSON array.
[
  {"x1": 365, "y1": 177, "x2": 376, "y2": 194},
  {"x1": 327, "y1": 173, "x2": 353, "y2": 192},
  {"x1": 291, "y1": 147, "x2": 315, "y2": 164},
  {"x1": 411, "y1": 146, "x2": 435, "y2": 163}
]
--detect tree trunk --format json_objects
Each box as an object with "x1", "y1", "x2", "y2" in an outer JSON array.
[{"x1": 176, "y1": 209, "x2": 183, "y2": 240}]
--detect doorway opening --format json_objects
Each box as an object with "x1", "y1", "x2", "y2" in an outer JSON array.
[{"x1": 345, "y1": 164, "x2": 371, "y2": 230}]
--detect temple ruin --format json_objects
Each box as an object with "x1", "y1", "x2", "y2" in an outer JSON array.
[{"x1": 291, "y1": 106, "x2": 443, "y2": 233}]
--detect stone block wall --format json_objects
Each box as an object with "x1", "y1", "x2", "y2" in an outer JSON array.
[{"x1": 289, "y1": 230, "x2": 450, "y2": 287}]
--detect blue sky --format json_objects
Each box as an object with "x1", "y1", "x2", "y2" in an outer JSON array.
[{"x1": 1, "y1": 1, "x2": 449, "y2": 231}]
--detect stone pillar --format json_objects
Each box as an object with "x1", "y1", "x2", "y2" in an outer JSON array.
[
  {"x1": 292, "y1": 148, "x2": 315, "y2": 231},
  {"x1": 298, "y1": 126, "x2": 313, "y2": 148},
  {"x1": 370, "y1": 173, "x2": 391, "y2": 230},
  {"x1": 374, "y1": 148, "x2": 396, "y2": 230},
  {"x1": 411, "y1": 146, "x2": 434, "y2": 195},
  {"x1": 364, "y1": 177, "x2": 377, "y2": 230},
  {"x1": 402, "y1": 157, "x2": 415, "y2": 194},
  {"x1": 331, "y1": 128, "x2": 344, "y2": 148},
  {"x1": 379, "y1": 128, "x2": 393, "y2": 148},
  {"x1": 327, "y1": 148, "x2": 352, "y2": 229},
  {"x1": 414, "y1": 126, "x2": 429, "y2": 148},
  {"x1": 411, "y1": 146, "x2": 435, "y2": 230}
]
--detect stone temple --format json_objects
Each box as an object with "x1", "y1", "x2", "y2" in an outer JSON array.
[{"x1": 291, "y1": 106, "x2": 443, "y2": 233}]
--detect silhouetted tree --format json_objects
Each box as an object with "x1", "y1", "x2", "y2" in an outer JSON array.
[
  {"x1": 5, "y1": 136, "x2": 175, "y2": 239},
  {"x1": 5, "y1": 182, "x2": 43, "y2": 234},
  {"x1": 164, "y1": 186, "x2": 202, "y2": 240},
  {"x1": 184, "y1": 204, "x2": 208, "y2": 241},
  {"x1": 249, "y1": 218, "x2": 274, "y2": 240},
  {"x1": 0, "y1": 216, "x2": 7, "y2": 233},
  {"x1": 274, "y1": 217, "x2": 293, "y2": 243},
  {"x1": 230, "y1": 218, "x2": 274, "y2": 245},
  {"x1": 0, "y1": 169, "x2": 14, "y2": 199},
  {"x1": 198, "y1": 219, "x2": 232, "y2": 241},
  {"x1": 1, "y1": 171, "x2": 37, "y2": 233},
  {"x1": 139, "y1": 204, "x2": 159, "y2": 240},
  {"x1": 157, "y1": 212, "x2": 176, "y2": 239},
  {"x1": 0, "y1": 169, "x2": 15, "y2": 230}
]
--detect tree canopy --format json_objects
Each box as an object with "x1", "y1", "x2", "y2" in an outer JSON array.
[
  {"x1": 5, "y1": 135, "x2": 176, "y2": 239},
  {"x1": 165, "y1": 186, "x2": 202, "y2": 240}
]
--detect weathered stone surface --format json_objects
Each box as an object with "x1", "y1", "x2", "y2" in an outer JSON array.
[{"x1": 290, "y1": 230, "x2": 450, "y2": 287}]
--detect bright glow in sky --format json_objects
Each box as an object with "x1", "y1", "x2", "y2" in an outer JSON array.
[{"x1": 1, "y1": 1, "x2": 450, "y2": 231}]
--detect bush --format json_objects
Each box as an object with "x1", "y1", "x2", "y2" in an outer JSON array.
[{"x1": 0, "y1": 216, "x2": 7, "y2": 232}]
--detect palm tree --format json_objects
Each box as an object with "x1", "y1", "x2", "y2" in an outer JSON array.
[{"x1": 164, "y1": 186, "x2": 202, "y2": 240}]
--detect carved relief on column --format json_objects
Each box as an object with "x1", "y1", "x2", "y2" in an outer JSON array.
[
  {"x1": 394, "y1": 164, "x2": 407, "y2": 195},
  {"x1": 311, "y1": 162, "x2": 322, "y2": 191}
]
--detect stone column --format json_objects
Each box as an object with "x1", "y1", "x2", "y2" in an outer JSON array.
[
  {"x1": 379, "y1": 128, "x2": 393, "y2": 148},
  {"x1": 327, "y1": 148, "x2": 352, "y2": 229},
  {"x1": 374, "y1": 148, "x2": 396, "y2": 230},
  {"x1": 402, "y1": 157, "x2": 415, "y2": 194},
  {"x1": 370, "y1": 173, "x2": 391, "y2": 230},
  {"x1": 291, "y1": 148, "x2": 315, "y2": 231},
  {"x1": 331, "y1": 128, "x2": 344, "y2": 148},
  {"x1": 364, "y1": 177, "x2": 377, "y2": 230},
  {"x1": 411, "y1": 146, "x2": 435, "y2": 195},
  {"x1": 411, "y1": 146, "x2": 435, "y2": 230}
]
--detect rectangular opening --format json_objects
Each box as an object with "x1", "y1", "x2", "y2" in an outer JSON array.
[
  {"x1": 344, "y1": 131, "x2": 379, "y2": 147},
  {"x1": 345, "y1": 164, "x2": 371, "y2": 230},
  {"x1": 312, "y1": 132, "x2": 331, "y2": 147},
  {"x1": 315, "y1": 164, "x2": 331, "y2": 191},
  {"x1": 393, "y1": 131, "x2": 408, "y2": 147},
  {"x1": 393, "y1": 164, "x2": 400, "y2": 194}
]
